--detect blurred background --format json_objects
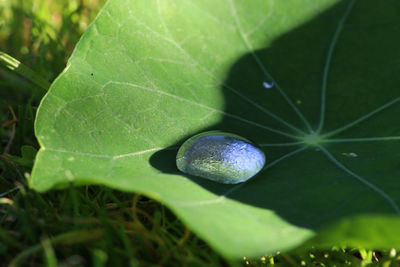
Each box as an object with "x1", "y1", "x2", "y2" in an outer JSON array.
[{"x1": 1, "y1": 0, "x2": 106, "y2": 155}]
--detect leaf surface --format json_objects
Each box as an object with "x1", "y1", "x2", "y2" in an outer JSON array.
[{"x1": 32, "y1": 0, "x2": 400, "y2": 258}]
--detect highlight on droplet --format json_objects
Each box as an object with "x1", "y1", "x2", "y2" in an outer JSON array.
[{"x1": 263, "y1": 81, "x2": 274, "y2": 89}]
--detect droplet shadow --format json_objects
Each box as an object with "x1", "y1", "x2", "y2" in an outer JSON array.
[{"x1": 150, "y1": 130, "x2": 240, "y2": 195}]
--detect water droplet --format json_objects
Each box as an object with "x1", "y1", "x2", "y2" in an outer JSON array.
[
  {"x1": 176, "y1": 131, "x2": 266, "y2": 184},
  {"x1": 342, "y1": 152, "x2": 358, "y2": 158},
  {"x1": 263, "y1": 81, "x2": 274, "y2": 89}
]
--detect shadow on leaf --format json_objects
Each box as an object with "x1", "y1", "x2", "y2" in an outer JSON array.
[{"x1": 151, "y1": 0, "x2": 400, "y2": 230}]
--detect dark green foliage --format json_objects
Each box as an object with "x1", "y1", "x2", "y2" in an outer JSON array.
[{"x1": 2, "y1": 186, "x2": 226, "y2": 266}]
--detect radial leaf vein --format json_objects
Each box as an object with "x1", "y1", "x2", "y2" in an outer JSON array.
[
  {"x1": 317, "y1": 0, "x2": 357, "y2": 133},
  {"x1": 228, "y1": 0, "x2": 313, "y2": 133},
  {"x1": 44, "y1": 147, "x2": 167, "y2": 159},
  {"x1": 113, "y1": 147, "x2": 175, "y2": 159},
  {"x1": 223, "y1": 83, "x2": 306, "y2": 135},
  {"x1": 318, "y1": 145, "x2": 400, "y2": 214},
  {"x1": 259, "y1": 141, "x2": 305, "y2": 147},
  {"x1": 322, "y1": 136, "x2": 400, "y2": 143},
  {"x1": 175, "y1": 145, "x2": 308, "y2": 207},
  {"x1": 155, "y1": 0, "x2": 305, "y2": 135},
  {"x1": 107, "y1": 81, "x2": 300, "y2": 139},
  {"x1": 224, "y1": 145, "x2": 308, "y2": 197},
  {"x1": 322, "y1": 97, "x2": 400, "y2": 137}
]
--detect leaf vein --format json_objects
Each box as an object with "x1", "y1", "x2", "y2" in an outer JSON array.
[
  {"x1": 155, "y1": 0, "x2": 305, "y2": 135},
  {"x1": 228, "y1": 0, "x2": 313, "y2": 132},
  {"x1": 317, "y1": 0, "x2": 357, "y2": 133},
  {"x1": 105, "y1": 81, "x2": 301, "y2": 139},
  {"x1": 318, "y1": 145, "x2": 400, "y2": 214},
  {"x1": 322, "y1": 97, "x2": 400, "y2": 137}
]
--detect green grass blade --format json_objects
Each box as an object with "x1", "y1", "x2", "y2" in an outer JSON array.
[{"x1": 0, "y1": 51, "x2": 50, "y2": 92}]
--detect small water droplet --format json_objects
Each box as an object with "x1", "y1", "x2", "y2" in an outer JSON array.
[
  {"x1": 176, "y1": 131, "x2": 266, "y2": 184},
  {"x1": 342, "y1": 152, "x2": 358, "y2": 158},
  {"x1": 263, "y1": 81, "x2": 274, "y2": 89}
]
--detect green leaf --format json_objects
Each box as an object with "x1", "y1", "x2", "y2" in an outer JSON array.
[
  {"x1": 31, "y1": 0, "x2": 400, "y2": 259},
  {"x1": 302, "y1": 215, "x2": 400, "y2": 250}
]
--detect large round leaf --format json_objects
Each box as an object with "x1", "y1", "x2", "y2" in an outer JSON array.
[{"x1": 31, "y1": 0, "x2": 400, "y2": 259}]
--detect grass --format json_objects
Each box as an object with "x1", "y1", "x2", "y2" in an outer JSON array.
[{"x1": 0, "y1": 0, "x2": 400, "y2": 266}]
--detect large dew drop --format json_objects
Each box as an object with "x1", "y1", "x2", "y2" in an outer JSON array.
[{"x1": 176, "y1": 131, "x2": 266, "y2": 184}]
